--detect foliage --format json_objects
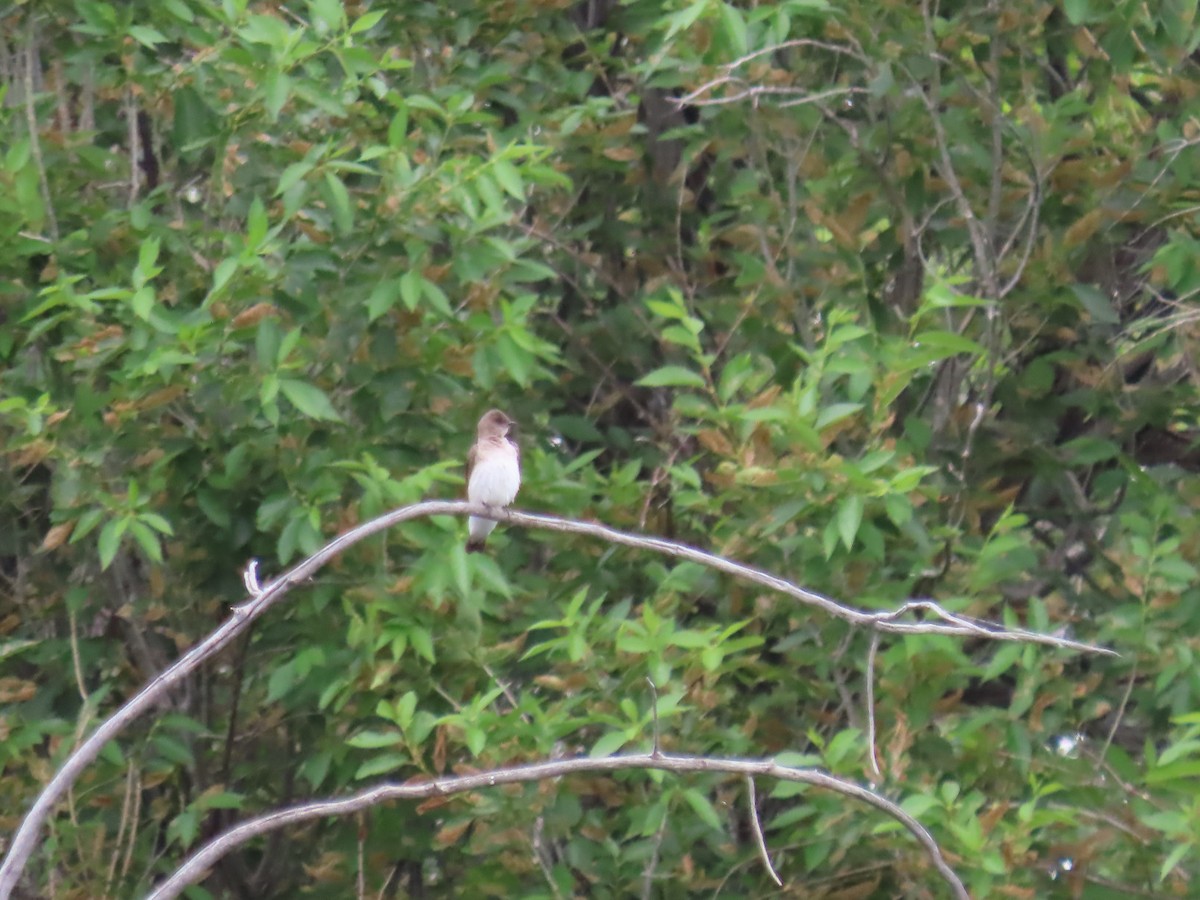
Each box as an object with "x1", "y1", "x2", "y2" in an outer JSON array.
[{"x1": 2, "y1": 0, "x2": 1199, "y2": 896}]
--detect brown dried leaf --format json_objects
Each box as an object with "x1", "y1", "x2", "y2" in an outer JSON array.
[
  {"x1": 695, "y1": 429, "x2": 733, "y2": 456},
  {"x1": 41, "y1": 522, "x2": 74, "y2": 551},
  {"x1": 0, "y1": 677, "x2": 38, "y2": 703},
  {"x1": 602, "y1": 145, "x2": 640, "y2": 162},
  {"x1": 231, "y1": 302, "x2": 278, "y2": 329},
  {"x1": 433, "y1": 818, "x2": 472, "y2": 848}
]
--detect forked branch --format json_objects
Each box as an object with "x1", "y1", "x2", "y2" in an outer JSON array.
[
  {"x1": 0, "y1": 500, "x2": 1112, "y2": 898},
  {"x1": 144, "y1": 753, "x2": 967, "y2": 900}
]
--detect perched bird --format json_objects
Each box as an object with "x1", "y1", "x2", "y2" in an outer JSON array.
[{"x1": 465, "y1": 409, "x2": 521, "y2": 552}]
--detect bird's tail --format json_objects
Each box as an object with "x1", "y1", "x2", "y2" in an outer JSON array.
[{"x1": 466, "y1": 515, "x2": 496, "y2": 552}]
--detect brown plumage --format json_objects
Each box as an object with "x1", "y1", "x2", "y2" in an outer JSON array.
[{"x1": 465, "y1": 409, "x2": 521, "y2": 552}]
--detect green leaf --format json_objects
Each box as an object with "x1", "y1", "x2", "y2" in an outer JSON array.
[
  {"x1": 1062, "y1": 436, "x2": 1119, "y2": 465},
  {"x1": 495, "y1": 333, "x2": 531, "y2": 387},
  {"x1": 347, "y1": 730, "x2": 403, "y2": 749},
  {"x1": 172, "y1": 85, "x2": 217, "y2": 152},
  {"x1": 681, "y1": 788, "x2": 724, "y2": 831},
  {"x1": 138, "y1": 236, "x2": 161, "y2": 274},
  {"x1": 97, "y1": 518, "x2": 128, "y2": 570},
  {"x1": 718, "y1": 3, "x2": 748, "y2": 55},
  {"x1": 354, "y1": 753, "x2": 409, "y2": 779},
  {"x1": 636, "y1": 366, "x2": 706, "y2": 389},
  {"x1": 911, "y1": 330, "x2": 986, "y2": 357},
  {"x1": 350, "y1": 9, "x2": 386, "y2": 33},
  {"x1": 208, "y1": 258, "x2": 239, "y2": 300},
  {"x1": 129, "y1": 25, "x2": 168, "y2": 46},
  {"x1": 263, "y1": 70, "x2": 290, "y2": 121},
  {"x1": 1071, "y1": 284, "x2": 1120, "y2": 324},
  {"x1": 815, "y1": 402, "x2": 863, "y2": 430},
  {"x1": 131, "y1": 286, "x2": 155, "y2": 320},
  {"x1": 71, "y1": 508, "x2": 105, "y2": 543},
  {"x1": 309, "y1": 0, "x2": 346, "y2": 32},
  {"x1": 367, "y1": 280, "x2": 400, "y2": 320},
  {"x1": 168, "y1": 810, "x2": 199, "y2": 849},
  {"x1": 246, "y1": 197, "x2": 268, "y2": 249},
  {"x1": 279, "y1": 379, "x2": 342, "y2": 421},
  {"x1": 590, "y1": 731, "x2": 629, "y2": 758},
  {"x1": 1159, "y1": 842, "x2": 1191, "y2": 882},
  {"x1": 399, "y1": 270, "x2": 422, "y2": 310},
  {"x1": 395, "y1": 691, "x2": 419, "y2": 729},
  {"x1": 663, "y1": 0, "x2": 711, "y2": 41},
  {"x1": 837, "y1": 495, "x2": 863, "y2": 551},
  {"x1": 421, "y1": 278, "x2": 452, "y2": 316},
  {"x1": 266, "y1": 662, "x2": 296, "y2": 703},
  {"x1": 323, "y1": 171, "x2": 355, "y2": 236},
  {"x1": 388, "y1": 107, "x2": 409, "y2": 146},
  {"x1": 1063, "y1": 0, "x2": 1091, "y2": 25},
  {"x1": 139, "y1": 513, "x2": 174, "y2": 536},
  {"x1": 492, "y1": 159, "x2": 524, "y2": 199},
  {"x1": 128, "y1": 520, "x2": 164, "y2": 563}
]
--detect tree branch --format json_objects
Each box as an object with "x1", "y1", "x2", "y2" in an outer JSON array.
[
  {"x1": 144, "y1": 753, "x2": 968, "y2": 900},
  {"x1": 0, "y1": 501, "x2": 1113, "y2": 898}
]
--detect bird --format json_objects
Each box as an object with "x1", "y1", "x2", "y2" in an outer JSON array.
[{"x1": 465, "y1": 409, "x2": 521, "y2": 552}]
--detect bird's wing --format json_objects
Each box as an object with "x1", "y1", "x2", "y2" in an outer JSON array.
[{"x1": 466, "y1": 442, "x2": 477, "y2": 492}]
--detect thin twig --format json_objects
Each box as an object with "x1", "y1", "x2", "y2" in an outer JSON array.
[
  {"x1": 118, "y1": 765, "x2": 142, "y2": 888},
  {"x1": 647, "y1": 677, "x2": 661, "y2": 758},
  {"x1": 745, "y1": 776, "x2": 782, "y2": 887},
  {"x1": 356, "y1": 813, "x2": 366, "y2": 900},
  {"x1": 374, "y1": 862, "x2": 400, "y2": 900},
  {"x1": 865, "y1": 632, "x2": 883, "y2": 783},
  {"x1": 677, "y1": 39, "x2": 869, "y2": 107},
  {"x1": 23, "y1": 12, "x2": 58, "y2": 241},
  {"x1": 68, "y1": 608, "x2": 89, "y2": 703},
  {"x1": 685, "y1": 84, "x2": 866, "y2": 109},
  {"x1": 984, "y1": 0, "x2": 1004, "y2": 255},
  {"x1": 101, "y1": 762, "x2": 136, "y2": 899},
  {"x1": 144, "y1": 753, "x2": 969, "y2": 900},
  {"x1": 125, "y1": 85, "x2": 140, "y2": 207},
  {"x1": 640, "y1": 803, "x2": 669, "y2": 900},
  {"x1": 912, "y1": 0, "x2": 997, "y2": 297},
  {"x1": 1101, "y1": 663, "x2": 1138, "y2": 763},
  {"x1": 530, "y1": 811, "x2": 565, "y2": 900}
]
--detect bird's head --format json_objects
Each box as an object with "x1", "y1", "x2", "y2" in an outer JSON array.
[{"x1": 477, "y1": 409, "x2": 515, "y2": 438}]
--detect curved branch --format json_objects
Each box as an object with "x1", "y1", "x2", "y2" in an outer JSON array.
[
  {"x1": 0, "y1": 501, "x2": 1112, "y2": 898},
  {"x1": 144, "y1": 753, "x2": 969, "y2": 900},
  {"x1": 503, "y1": 509, "x2": 1113, "y2": 654}
]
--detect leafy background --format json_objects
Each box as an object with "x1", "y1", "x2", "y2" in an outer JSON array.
[{"x1": 2, "y1": 0, "x2": 1199, "y2": 896}]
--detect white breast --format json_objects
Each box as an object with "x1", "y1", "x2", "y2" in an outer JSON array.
[{"x1": 468, "y1": 451, "x2": 520, "y2": 507}]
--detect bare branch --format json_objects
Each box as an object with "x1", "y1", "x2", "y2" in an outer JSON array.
[
  {"x1": 711, "y1": 38, "x2": 869, "y2": 70},
  {"x1": 683, "y1": 84, "x2": 866, "y2": 109},
  {"x1": 745, "y1": 776, "x2": 782, "y2": 887},
  {"x1": 125, "y1": 85, "x2": 140, "y2": 207},
  {"x1": 997, "y1": 175, "x2": 1042, "y2": 299},
  {"x1": 144, "y1": 753, "x2": 967, "y2": 900},
  {"x1": 500, "y1": 510, "x2": 1114, "y2": 655},
  {"x1": 640, "y1": 801, "x2": 669, "y2": 900},
  {"x1": 865, "y1": 631, "x2": 883, "y2": 783},
  {"x1": 647, "y1": 677, "x2": 662, "y2": 758},
  {"x1": 1101, "y1": 663, "x2": 1139, "y2": 764},
  {"x1": 355, "y1": 813, "x2": 365, "y2": 900},
  {"x1": 23, "y1": 13, "x2": 58, "y2": 242},
  {"x1": 676, "y1": 39, "x2": 869, "y2": 108},
  {"x1": 242, "y1": 559, "x2": 262, "y2": 596},
  {"x1": 912, "y1": 0, "x2": 998, "y2": 297},
  {"x1": 0, "y1": 501, "x2": 1113, "y2": 898}
]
